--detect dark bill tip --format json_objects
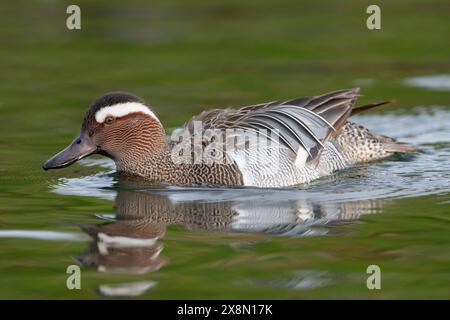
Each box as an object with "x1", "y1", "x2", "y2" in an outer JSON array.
[
  {"x1": 43, "y1": 133, "x2": 98, "y2": 171},
  {"x1": 42, "y1": 155, "x2": 80, "y2": 171}
]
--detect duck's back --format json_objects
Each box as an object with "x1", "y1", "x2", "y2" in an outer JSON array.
[{"x1": 172, "y1": 88, "x2": 415, "y2": 187}]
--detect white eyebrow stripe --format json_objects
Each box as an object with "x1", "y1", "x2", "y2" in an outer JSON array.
[{"x1": 95, "y1": 102, "x2": 160, "y2": 124}]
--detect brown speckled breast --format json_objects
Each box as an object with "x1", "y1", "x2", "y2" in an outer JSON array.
[{"x1": 120, "y1": 149, "x2": 244, "y2": 186}]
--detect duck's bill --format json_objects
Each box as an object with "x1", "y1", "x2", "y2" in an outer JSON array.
[{"x1": 43, "y1": 133, "x2": 98, "y2": 170}]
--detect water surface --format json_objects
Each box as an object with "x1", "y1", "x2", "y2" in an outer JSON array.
[{"x1": 0, "y1": 0, "x2": 449, "y2": 299}]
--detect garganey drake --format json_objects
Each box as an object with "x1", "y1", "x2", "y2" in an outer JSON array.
[{"x1": 43, "y1": 89, "x2": 416, "y2": 187}]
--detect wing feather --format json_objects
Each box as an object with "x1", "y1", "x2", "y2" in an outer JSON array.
[{"x1": 182, "y1": 88, "x2": 361, "y2": 162}]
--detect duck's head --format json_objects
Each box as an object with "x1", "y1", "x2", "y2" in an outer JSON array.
[{"x1": 43, "y1": 92, "x2": 165, "y2": 171}]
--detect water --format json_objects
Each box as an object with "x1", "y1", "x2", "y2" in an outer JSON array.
[
  {"x1": 1, "y1": 0, "x2": 450, "y2": 299},
  {"x1": 3, "y1": 108, "x2": 449, "y2": 299}
]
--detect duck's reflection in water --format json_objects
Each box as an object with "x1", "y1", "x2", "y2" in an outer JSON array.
[
  {"x1": 74, "y1": 187, "x2": 384, "y2": 296},
  {"x1": 77, "y1": 221, "x2": 166, "y2": 274}
]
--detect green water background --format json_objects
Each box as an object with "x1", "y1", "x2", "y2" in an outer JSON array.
[{"x1": 0, "y1": 0, "x2": 449, "y2": 299}]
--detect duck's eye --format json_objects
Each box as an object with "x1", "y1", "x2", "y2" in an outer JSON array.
[{"x1": 104, "y1": 116, "x2": 115, "y2": 125}]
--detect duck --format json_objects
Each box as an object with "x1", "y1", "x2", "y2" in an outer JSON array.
[{"x1": 43, "y1": 88, "x2": 416, "y2": 187}]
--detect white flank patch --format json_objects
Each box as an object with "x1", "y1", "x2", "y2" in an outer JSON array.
[
  {"x1": 95, "y1": 102, "x2": 160, "y2": 124},
  {"x1": 294, "y1": 147, "x2": 309, "y2": 167}
]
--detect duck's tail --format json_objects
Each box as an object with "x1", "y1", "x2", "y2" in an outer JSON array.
[
  {"x1": 348, "y1": 98, "x2": 418, "y2": 155},
  {"x1": 337, "y1": 122, "x2": 417, "y2": 165},
  {"x1": 378, "y1": 138, "x2": 417, "y2": 153}
]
